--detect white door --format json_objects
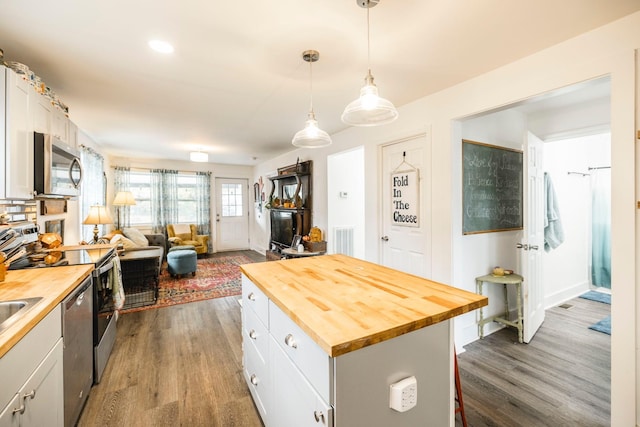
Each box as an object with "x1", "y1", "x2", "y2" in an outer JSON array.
[
  {"x1": 215, "y1": 178, "x2": 249, "y2": 251},
  {"x1": 380, "y1": 133, "x2": 431, "y2": 277},
  {"x1": 520, "y1": 131, "x2": 545, "y2": 343}
]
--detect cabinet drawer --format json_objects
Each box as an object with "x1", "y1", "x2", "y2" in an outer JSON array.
[
  {"x1": 243, "y1": 337, "x2": 269, "y2": 422},
  {"x1": 269, "y1": 301, "x2": 331, "y2": 403},
  {"x1": 0, "y1": 304, "x2": 62, "y2": 410},
  {"x1": 243, "y1": 304, "x2": 268, "y2": 362},
  {"x1": 242, "y1": 275, "x2": 268, "y2": 326}
]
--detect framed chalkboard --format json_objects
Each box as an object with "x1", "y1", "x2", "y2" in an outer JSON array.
[{"x1": 462, "y1": 139, "x2": 523, "y2": 234}]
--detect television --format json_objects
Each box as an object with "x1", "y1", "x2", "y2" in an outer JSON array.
[{"x1": 270, "y1": 210, "x2": 299, "y2": 249}]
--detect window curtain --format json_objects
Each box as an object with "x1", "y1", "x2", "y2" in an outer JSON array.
[
  {"x1": 151, "y1": 169, "x2": 179, "y2": 234},
  {"x1": 591, "y1": 168, "x2": 611, "y2": 288},
  {"x1": 79, "y1": 146, "x2": 105, "y2": 241},
  {"x1": 196, "y1": 171, "x2": 212, "y2": 252},
  {"x1": 113, "y1": 166, "x2": 131, "y2": 229}
]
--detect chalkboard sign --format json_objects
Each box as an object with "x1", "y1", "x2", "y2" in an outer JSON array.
[{"x1": 462, "y1": 139, "x2": 523, "y2": 234}]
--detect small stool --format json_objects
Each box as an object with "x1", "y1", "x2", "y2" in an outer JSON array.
[
  {"x1": 167, "y1": 246, "x2": 197, "y2": 278},
  {"x1": 476, "y1": 273, "x2": 524, "y2": 343}
]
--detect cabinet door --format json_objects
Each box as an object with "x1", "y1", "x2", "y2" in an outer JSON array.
[
  {"x1": 270, "y1": 338, "x2": 333, "y2": 427},
  {"x1": 68, "y1": 120, "x2": 78, "y2": 150},
  {"x1": 5, "y1": 69, "x2": 34, "y2": 200},
  {"x1": 20, "y1": 338, "x2": 63, "y2": 427},
  {"x1": 51, "y1": 109, "x2": 68, "y2": 143},
  {"x1": 31, "y1": 93, "x2": 51, "y2": 134},
  {"x1": 0, "y1": 394, "x2": 20, "y2": 427}
]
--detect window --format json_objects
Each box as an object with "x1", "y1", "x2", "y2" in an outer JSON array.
[
  {"x1": 127, "y1": 171, "x2": 201, "y2": 225},
  {"x1": 221, "y1": 183, "x2": 243, "y2": 217}
]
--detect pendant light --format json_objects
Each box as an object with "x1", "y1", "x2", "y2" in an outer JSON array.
[
  {"x1": 342, "y1": 0, "x2": 398, "y2": 127},
  {"x1": 292, "y1": 50, "x2": 332, "y2": 148}
]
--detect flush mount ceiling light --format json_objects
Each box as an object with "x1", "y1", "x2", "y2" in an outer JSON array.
[
  {"x1": 148, "y1": 39, "x2": 174, "y2": 54},
  {"x1": 190, "y1": 151, "x2": 209, "y2": 162},
  {"x1": 292, "y1": 50, "x2": 332, "y2": 148},
  {"x1": 341, "y1": 0, "x2": 398, "y2": 127}
]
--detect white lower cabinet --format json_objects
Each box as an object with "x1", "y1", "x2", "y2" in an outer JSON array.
[{"x1": 0, "y1": 305, "x2": 64, "y2": 427}]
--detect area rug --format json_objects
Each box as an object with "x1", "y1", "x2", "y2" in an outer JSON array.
[
  {"x1": 120, "y1": 254, "x2": 255, "y2": 314},
  {"x1": 579, "y1": 290, "x2": 611, "y2": 305},
  {"x1": 589, "y1": 315, "x2": 611, "y2": 335}
]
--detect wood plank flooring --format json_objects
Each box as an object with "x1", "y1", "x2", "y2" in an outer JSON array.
[
  {"x1": 79, "y1": 251, "x2": 610, "y2": 426},
  {"x1": 455, "y1": 295, "x2": 611, "y2": 427}
]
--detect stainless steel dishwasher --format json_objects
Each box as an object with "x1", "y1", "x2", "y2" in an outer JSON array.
[{"x1": 63, "y1": 276, "x2": 94, "y2": 427}]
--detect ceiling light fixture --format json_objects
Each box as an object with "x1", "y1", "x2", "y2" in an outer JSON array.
[
  {"x1": 148, "y1": 39, "x2": 174, "y2": 54},
  {"x1": 342, "y1": 0, "x2": 398, "y2": 127},
  {"x1": 292, "y1": 50, "x2": 332, "y2": 148},
  {"x1": 190, "y1": 151, "x2": 209, "y2": 162}
]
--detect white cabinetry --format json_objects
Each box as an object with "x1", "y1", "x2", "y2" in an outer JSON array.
[
  {"x1": 31, "y1": 92, "x2": 52, "y2": 134},
  {"x1": 51, "y1": 108, "x2": 69, "y2": 144},
  {"x1": 68, "y1": 120, "x2": 78, "y2": 150},
  {"x1": 2, "y1": 66, "x2": 34, "y2": 200},
  {"x1": 0, "y1": 305, "x2": 64, "y2": 427}
]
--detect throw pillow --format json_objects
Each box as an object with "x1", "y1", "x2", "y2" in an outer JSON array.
[
  {"x1": 123, "y1": 227, "x2": 149, "y2": 247},
  {"x1": 103, "y1": 230, "x2": 123, "y2": 241},
  {"x1": 110, "y1": 234, "x2": 138, "y2": 250}
]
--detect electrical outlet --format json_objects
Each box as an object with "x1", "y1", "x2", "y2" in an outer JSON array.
[{"x1": 389, "y1": 376, "x2": 417, "y2": 412}]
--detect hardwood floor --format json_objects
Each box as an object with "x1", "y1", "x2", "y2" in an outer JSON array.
[
  {"x1": 455, "y1": 295, "x2": 611, "y2": 427},
  {"x1": 79, "y1": 252, "x2": 610, "y2": 426}
]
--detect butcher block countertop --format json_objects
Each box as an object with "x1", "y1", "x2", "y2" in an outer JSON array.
[
  {"x1": 240, "y1": 254, "x2": 488, "y2": 357},
  {"x1": 0, "y1": 265, "x2": 94, "y2": 358}
]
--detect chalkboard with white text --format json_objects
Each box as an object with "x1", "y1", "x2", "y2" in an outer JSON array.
[{"x1": 462, "y1": 139, "x2": 523, "y2": 234}]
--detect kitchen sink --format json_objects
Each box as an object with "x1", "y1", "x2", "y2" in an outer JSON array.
[{"x1": 0, "y1": 297, "x2": 43, "y2": 335}]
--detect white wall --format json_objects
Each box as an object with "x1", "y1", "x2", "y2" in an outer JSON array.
[
  {"x1": 250, "y1": 12, "x2": 640, "y2": 425},
  {"x1": 327, "y1": 146, "x2": 365, "y2": 258}
]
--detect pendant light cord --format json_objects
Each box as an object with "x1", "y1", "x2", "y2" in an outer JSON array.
[
  {"x1": 309, "y1": 58, "x2": 314, "y2": 113},
  {"x1": 366, "y1": 2, "x2": 371, "y2": 75}
]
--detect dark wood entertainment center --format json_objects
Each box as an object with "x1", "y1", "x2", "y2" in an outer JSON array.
[{"x1": 266, "y1": 160, "x2": 312, "y2": 261}]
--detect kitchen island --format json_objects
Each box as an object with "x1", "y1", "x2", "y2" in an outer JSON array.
[{"x1": 240, "y1": 254, "x2": 487, "y2": 427}]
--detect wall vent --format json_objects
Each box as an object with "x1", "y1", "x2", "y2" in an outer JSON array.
[{"x1": 333, "y1": 227, "x2": 354, "y2": 256}]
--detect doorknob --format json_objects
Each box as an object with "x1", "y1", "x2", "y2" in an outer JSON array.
[
  {"x1": 381, "y1": 236, "x2": 389, "y2": 242},
  {"x1": 516, "y1": 243, "x2": 529, "y2": 250},
  {"x1": 529, "y1": 245, "x2": 539, "y2": 251}
]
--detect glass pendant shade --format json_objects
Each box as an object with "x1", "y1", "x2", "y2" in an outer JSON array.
[
  {"x1": 292, "y1": 111, "x2": 332, "y2": 148},
  {"x1": 342, "y1": 71, "x2": 398, "y2": 126}
]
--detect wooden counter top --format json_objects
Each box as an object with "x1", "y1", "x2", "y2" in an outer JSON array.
[
  {"x1": 0, "y1": 265, "x2": 94, "y2": 358},
  {"x1": 240, "y1": 254, "x2": 488, "y2": 357}
]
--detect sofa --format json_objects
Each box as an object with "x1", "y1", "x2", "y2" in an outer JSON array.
[
  {"x1": 102, "y1": 229, "x2": 167, "y2": 261},
  {"x1": 166, "y1": 224, "x2": 209, "y2": 256}
]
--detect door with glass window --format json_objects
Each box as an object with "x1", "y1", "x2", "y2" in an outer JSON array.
[{"x1": 215, "y1": 178, "x2": 249, "y2": 251}]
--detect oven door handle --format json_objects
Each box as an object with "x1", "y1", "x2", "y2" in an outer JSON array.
[{"x1": 94, "y1": 260, "x2": 114, "y2": 277}]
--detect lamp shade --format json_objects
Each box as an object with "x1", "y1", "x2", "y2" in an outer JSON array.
[
  {"x1": 83, "y1": 205, "x2": 113, "y2": 225},
  {"x1": 113, "y1": 191, "x2": 137, "y2": 206},
  {"x1": 190, "y1": 151, "x2": 209, "y2": 162},
  {"x1": 292, "y1": 112, "x2": 332, "y2": 148},
  {"x1": 341, "y1": 71, "x2": 398, "y2": 126}
]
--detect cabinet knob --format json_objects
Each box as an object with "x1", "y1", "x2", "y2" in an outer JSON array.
[
  {"x1": 249, "y1": 329, "x2": 257, "y2": 339},
  {"x1": 250, "y1": 374, "x2": 259, "y2": 385},
  {"x1": 23, "y1": 390, "x2": 36, "y2": 400},
  {"x1": 12, "y1": 404, "x2": 25, "y2": 415},
  {"x1": 248, "y1": 292, "x2": 256, "y2": 301},
  {"x1": 284, "y1": 334, "x2": 298, "y2": 349},
  {"x1": 314, "y1": 410, "x2": 325, "y2": 423}
]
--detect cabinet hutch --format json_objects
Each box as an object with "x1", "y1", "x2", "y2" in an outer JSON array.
[{"x1": 266, "y1": 160, "x2": 312, "y2": 260}]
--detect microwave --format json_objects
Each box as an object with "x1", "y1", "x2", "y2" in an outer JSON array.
[{"x1": 34, "y1": 132, "x2": 83, "y2": 198}]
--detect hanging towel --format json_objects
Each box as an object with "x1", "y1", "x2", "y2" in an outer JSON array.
[
  {"x1": 109, "y1": 255, "x2": 125, "y2": 310},
  {"x1": 544, "y1": 172, "x2": 564, "y2": 252}
]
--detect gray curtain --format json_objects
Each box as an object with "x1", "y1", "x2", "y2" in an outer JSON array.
[
  {"x1": 113, "y1": 166, "x2": 131, "y2": 229},
  {"x1": 196, "y1": 171, "x2": 212, "y2": 251},
  {"x1": 79, "y1": 146, "x2": 105, "y2": 241},
  {"x1": 151, "y1": 169, "x2": 179, "y2": 234}
]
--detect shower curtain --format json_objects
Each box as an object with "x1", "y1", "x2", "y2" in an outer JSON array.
[{"x1": 591, "y1": 168, "x2": 611, "y2": 288}]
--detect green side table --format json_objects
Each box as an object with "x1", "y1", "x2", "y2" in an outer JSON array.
[{"x1": 476, "y1": 273, "x2": 524, "y2": 343}]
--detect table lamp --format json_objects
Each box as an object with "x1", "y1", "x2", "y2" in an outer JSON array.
[
  {"x1": 112, "y1": 191, "x2": 136, "y2": 230},
  {"x1": 83, "y1": 205, "x2": 113, "y2": 243}
]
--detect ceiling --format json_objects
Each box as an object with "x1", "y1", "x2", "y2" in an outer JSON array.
[{"x1": 1, "y1": 1, "x2": 638, "y2": 165}]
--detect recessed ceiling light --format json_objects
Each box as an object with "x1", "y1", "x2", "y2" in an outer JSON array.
[{"x1": 148, "y1": 39, "x2": 174, "y2": 54}]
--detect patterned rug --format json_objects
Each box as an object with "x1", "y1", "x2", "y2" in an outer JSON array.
[{"x1": 120, "y1": 254, "x2": 255, "y2": 314}]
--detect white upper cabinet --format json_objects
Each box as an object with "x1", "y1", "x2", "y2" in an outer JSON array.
[
  {"x1": 31, "y1": 91, "x2": 52, "y2": 134},
  {"x1": 4, "y1": 67, "x2": 34, "y2": 200},
  {"x1": 51, "y1": 107, "x2": 69, "y2": 144}
]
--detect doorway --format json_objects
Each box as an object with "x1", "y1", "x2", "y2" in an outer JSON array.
[{"x1": 215, "y1": 178, "x2": 250, "y2": 251}]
